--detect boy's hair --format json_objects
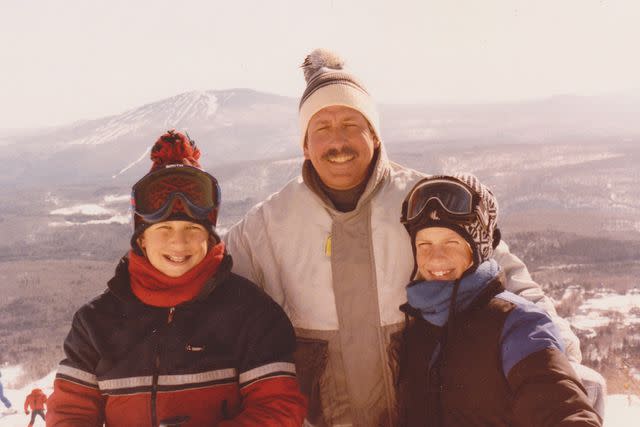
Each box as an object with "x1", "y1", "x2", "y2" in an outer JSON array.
[{"x1": 402, "y1": 173, "x2": 501, "y2": 278}]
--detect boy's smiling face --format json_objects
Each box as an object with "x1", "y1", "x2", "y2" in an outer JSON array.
[
  {"x1": 138, "y1": 220, "x2": 209, "y2": 277},
  {"x1": 415, "y1": 227, "x2": 473, "y2": 281}
]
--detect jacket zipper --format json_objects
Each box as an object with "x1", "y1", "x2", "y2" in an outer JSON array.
[{"x1": 151, "y1": 307, "x2": 176, "y2": 427}]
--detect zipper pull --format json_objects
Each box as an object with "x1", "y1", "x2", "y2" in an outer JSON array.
[
  {"x1": 325, "y1": 235, "x2": 332, "y2": 256},
  {"x1": 167, "y1": 307, "x2": 175, "y2": 324}
]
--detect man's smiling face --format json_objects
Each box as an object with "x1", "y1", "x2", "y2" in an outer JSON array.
[{"x1": 304, "y1": 105, "x2": 378, "y2": 190}]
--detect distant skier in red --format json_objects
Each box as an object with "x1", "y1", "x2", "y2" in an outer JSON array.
[{"x1": 24, "y1": 388, "x2": 47, "y2": 426}]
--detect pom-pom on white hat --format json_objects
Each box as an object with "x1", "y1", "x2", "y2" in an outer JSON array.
[{"x1": 298, "y1": 48, "x2": 380, "y2": 147}]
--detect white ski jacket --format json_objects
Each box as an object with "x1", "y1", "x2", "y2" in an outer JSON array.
[{"x1": 224, "y1": 146, "x2": 581, "y2": 427}]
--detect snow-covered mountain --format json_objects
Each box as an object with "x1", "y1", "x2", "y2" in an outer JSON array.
[
  {"x1": 0, "y1": 89, "x2": 639, "y2": 188},
  {"x1": 380, "y1": 93, "x2": 640, "y2": 146},
  {"x1": 0, "y1": 89, "x2": 298, "y2": 186}
]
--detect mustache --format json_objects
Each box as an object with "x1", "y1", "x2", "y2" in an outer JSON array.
[{"x1": 321, "y1": 146, "x2": 358, "y2": 161}]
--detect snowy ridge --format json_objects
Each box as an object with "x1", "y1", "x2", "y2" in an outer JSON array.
[
  {"x1": 113, "y1": 147, "x2": 151, "y2": 178},
  {"x1": 47, "y1": 194, "x2": 131, "y2": 227},
  {"x1": 67, "y1": 91, "x2": 219, "y2": 146},
  {"x1": 50, "y1": 204, "x2": 112, "y2": 216},
  {"x1": 0, "y1": 366, "x2": 54, "y2": 427},
  {"x1": 570, "y1": 289, "x2": 640, "y2": 331}
]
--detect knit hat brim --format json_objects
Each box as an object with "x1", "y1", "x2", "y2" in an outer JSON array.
[{"x1": 299, "y1": 83, "x2": 381, "y2": 147}]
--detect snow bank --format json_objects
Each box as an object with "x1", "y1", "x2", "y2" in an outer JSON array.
[
  {"x1": 50, "y1": 204, "x2": 113, "y2": 216},
  {"x1": 569, "y1": 289, "x2": 640, "y2": 336},
  {"x1": 605, "y1": 394, "x2": 640, "y2": 427},
  {"x1": 1, "y1": 365, "x2": 54, "y2": 427}
]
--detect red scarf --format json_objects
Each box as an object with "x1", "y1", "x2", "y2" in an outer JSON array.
[{"x1": 129, "y1": 242, "x2": 225, "y2": 307}]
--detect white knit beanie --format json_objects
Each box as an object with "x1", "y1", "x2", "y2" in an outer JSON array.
[{"x1": 298, "y1": 48, "x2": 380, "y2": 147}]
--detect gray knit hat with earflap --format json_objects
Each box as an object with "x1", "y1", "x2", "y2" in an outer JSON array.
[
  {"x1": 298, "y1": 48, "x2": 380, "y2": 147},
  {"x1": 452, "y1": 173, "x2": 500, "y2": 264},
  {"x1": 404, "y1": 173, "x2": 501, "y2": 277}
]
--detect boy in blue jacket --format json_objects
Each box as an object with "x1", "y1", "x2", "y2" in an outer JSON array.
[{"x1": 399, "y1": 173, "x2": 601, "y2": 426}]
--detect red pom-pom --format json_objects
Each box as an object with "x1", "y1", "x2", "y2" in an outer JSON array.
[{"x1": 149, "y1": 129, "x2": 201, "y2": 171}]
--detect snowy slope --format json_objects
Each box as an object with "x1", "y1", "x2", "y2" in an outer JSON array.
[
  {"x1": 570, "y1": 289, "x2": 640, "y2": 335},
  {"x1": 0, "y1": 365, "x2": 638, "y2": 426},
  {"x1": 0, "y1": 366, "x2": 54, "y2": 427},
  {"x1": 604, "y1": 395, "x2": 640, "y2": 427}
]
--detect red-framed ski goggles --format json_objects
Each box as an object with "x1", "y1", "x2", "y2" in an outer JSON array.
[
  {"x1": 401, "y1": 178, "x2": 489, "y2": 230},
  {"x1": 131, "y1": 164, "x2": 221, "y2": 224}
]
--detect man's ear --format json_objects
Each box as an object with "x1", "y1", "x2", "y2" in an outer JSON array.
[
  {"x1": 368, "y1": 124, "x2": 380, "y2": 149},
  {"x1": 303, "y1": 134, "x2": 310, "y2": 160},
  {"x1": 137, "y1": 235, "x2": 146, "y2": 251}
]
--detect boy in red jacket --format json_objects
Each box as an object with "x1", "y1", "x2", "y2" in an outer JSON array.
[{"x1": 47, "y1": 130, "x2": 307, "y2": 426}]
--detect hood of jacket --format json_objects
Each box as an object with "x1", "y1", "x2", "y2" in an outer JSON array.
[
  {"x1": 405, "y1": 259, "x2": 501, "y2": 327},
  {"x1": 302, "y1": 144, "x2": 392, "y2": 213}
]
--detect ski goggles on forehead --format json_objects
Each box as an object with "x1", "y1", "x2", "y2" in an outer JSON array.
[
  {"x1": 131, "y1": 164, "x2": 221, "y2": 223},
  {"x1": 402, "y1": 178, "x2": 480, "y2": 225}
]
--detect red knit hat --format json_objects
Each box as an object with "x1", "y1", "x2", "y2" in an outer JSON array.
[
  {"x1": 149, "y1": 129, "x2": 202, "y2": 171},
  {"x1": 130, "y1": 130, "x2": 218, "y2": 254}
]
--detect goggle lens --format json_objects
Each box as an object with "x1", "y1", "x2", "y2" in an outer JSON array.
[
  {"x1": 132, "y1": 165, "x2": 220, "y2": 223},
  {"x1": 405, "y1": 179, "x2": 474, "y2": 222}
]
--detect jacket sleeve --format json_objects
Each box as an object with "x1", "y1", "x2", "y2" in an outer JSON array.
[
  {"x1": 495, "y1": 240, "x2": 582, "y2": 362},
  {"x1": 224, "y1": 209, "x2": 265, "y2": 287},
  {"x1": 224, "y1": 206, "x2": 289, "y2": 308},
  {"x1": 501, "y1": 306, "x2": 601, "y2": 426},
  {"x1": 47, "y1": 311, "x2": 105, "y2": 426},
  {"x1": 508, "y1": 349, "x2": 602, "y2": 426},
  {"x1": 219, "y1": 290, "x2": 307, "y2": 426},
  {"x1": 224, "y1": 217, "x2": 257, "y2": 284},
  {"x1": 219, "y1": 376, "x2": 307, "y2": 427},
  {"x1": 24, "y1": 395, "x2": 30, "y2": 413}
]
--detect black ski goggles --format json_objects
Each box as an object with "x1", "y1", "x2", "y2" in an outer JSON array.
[
  {"x1": 401, "y1": 178, "x2": 487, "y2": 229},
  {"x1": 131, "y1": 164, "x2": 221, "y2": 224}
]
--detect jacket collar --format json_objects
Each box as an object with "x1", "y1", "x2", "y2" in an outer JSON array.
[
  {"x1": 107, "y1": 251, "x2": 233, "y2": 311},
  {"x1": 302, "y1": 143, "x2": 391, "y2": 213},
  {"x1": 400, "y1": 270, "x2": 506, "y2": 323}
]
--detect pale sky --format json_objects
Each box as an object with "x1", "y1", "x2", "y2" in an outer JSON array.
[{"x1": 2, "y1": 0, "x2": 639, "y2": 129}]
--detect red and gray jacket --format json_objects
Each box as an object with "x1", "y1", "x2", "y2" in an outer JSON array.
[
  {"x1": 24, "y1": 388, "x2": 47, "y2": 412},
  {"x1": 47, "y1": 254, "x2": 307, "y2": 426}
]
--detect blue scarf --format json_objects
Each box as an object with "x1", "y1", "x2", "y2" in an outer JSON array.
[{"x1": 406, "y1": 259, "x2": 500, "y2": 327}]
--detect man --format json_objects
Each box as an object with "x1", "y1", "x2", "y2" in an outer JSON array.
[{"x1": 225, "y1": 48, "x2": 598, "y2": 426}]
